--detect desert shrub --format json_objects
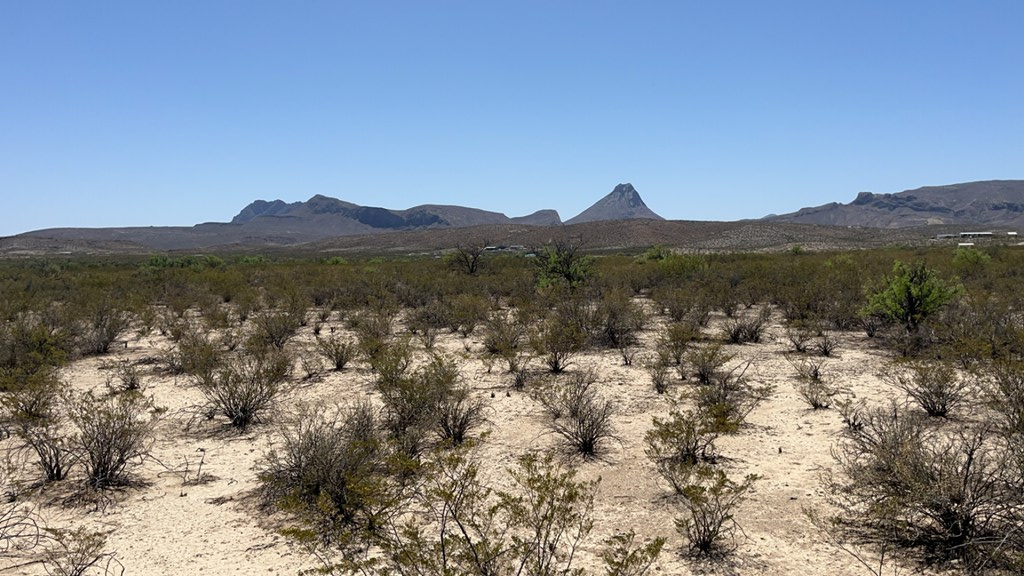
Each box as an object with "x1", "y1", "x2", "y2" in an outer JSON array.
[
  {"x1": 601, "y1": 530, "x2": 665, "y2": 576},
  {"x1": 530, "y1": 312, "x2": 587, "y2": 374},
  {"x1": 368, "y1": 339, "x2": 413, "y2": 389},
  {"x1": 1, "y1": 368, "x2": 62, "y2": 425},
  {"x1": 785, "y1": 322, "x2": 814, "y2": 353},
  {"x1": 100, "y1": 358, "x2": 143, "y2": 394},
  {"x1": 351, "y1": 308, "x2": 395, "y2": 363},
  {"x1": 315, "y1": 334, "x2": 357, "y2": 371},
  {"x1": 593, "y1": 290, "x2": 646, "y2": 350},
  {"x1": 0, "y1": 313, "x2": 72, "y2": 382},
  {"x1": 377, "y1": 354, "x2": 457, "y2": 459},
  {"x1": 74, "y1": 295, "x2": 133, "y2": 356},
  {"x1": 195, "y1": 345, "x2": 292, "y2": 429},
  {"x1": 447, "y1": 293, "x2": 490, "y2": 337},
  {"x1": 540, "y1": 369, "x2": 617, "y2": 457},
  {"x1": 645, "y1": 409, "x2": 718, "y2": 493},
  {"x1": 656, "y1": 321, "x2": 697, "y2": 373},
  {"x1": 693, "y1": 360, "x2": 771, "y2": 434},
  {"x1": 654, "y1": 287, "x2": 712, "y2": 326},
  {"x1": 70, "y1": 391, "x2": 154, "y2": 488},
  {"x1": 406, "y1": 301, "x2": 448, "y2": 349},
  {"x1": 165, "y1": 325, "x2": 221, "y2": 380},
  {"x1": 2, "y1": 370, "x2": 75, "y2": 482},
  {"x1": 721, "y1": 307, "x2": 771, "y2": 344},
  {"x1": 296, "y1": 345, "x2": 325, "y2": 380},
  {"x1": 687, "y1": 343, "x2": 733, "y2": 385},
  {"x1": 836, "y1": 396, "x2": 867, "y2": 432},
  {"x1": 884, "y1": 360, "x2": 970, "y2": 418},
  {"x1": 259, "y1": 402, "x2": 397, "y2": 531},
  {"x1": 985, "y1": 359, "x2": 1024, "y2": 437},
  {"x1": 42, "y1": 526, "x2": 123, "y2": 576},
  {"x1": 436, "y1": 384, "x2": 488, "y2": 446},
  {"x1": 251, "y1": 309, "x2": 301, "y2": 350},
  {"x1": 675, "y1": 464, "x2": 758, "y2": 557},
  {"x1": 482, "y1": 308, "x2": 523, "y2": 353},
  {"x1": 815, "y1": 330, "x2": 839, "y2": 357},
  {"x1": 827, "y1": 403, "x2": 1024, "y2": 571},
  {"x1": 645, "y1": 356, "x2": 671, "y2": 394},
  {"x1": 792, "y1": 358, "x2": 839, "y2": 409},
  {"x1": 314, "y1": 449, "x2": 598, "y2": 576},
  {"x1": 0, "y1": 499, "x2": 42, "y2": 556}
]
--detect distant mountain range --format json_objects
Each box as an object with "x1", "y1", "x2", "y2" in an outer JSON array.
[
  {"x1": 10, "y1": 179, "x2": 1024, "y2": 255},
  {"x1": 11, "y1": 183, "x2": 662, "y2": 250},
  {"x1": 764, "y1": 180, "x2": 1024, "y2": 228}
]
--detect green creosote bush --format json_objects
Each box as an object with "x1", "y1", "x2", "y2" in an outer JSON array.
[
  {"x1": 296, "y1": 344, "x2": 325, "y2": 381},
  {"x1": 645, "y1": 408, "x2": 719, "y2": 494},
  {"x1": 164, "y1": 324, "x2": 221, "y2": 380},
  {"x1": 593, "y1": 290, "x2": 647, "y2": 350},
  {"x1": 687, "y1": 343, "x2": 734, "y2": 386},
  {"x1": 883, "y1": 360, "x2": 970, "y2": 418},
  {"x1": 304, "y1": 449, "x2": 600, "y2": 576},
  {"x1": 825, "y1": 401, "x2": 1024, "y2": 571},
  {"x1": 435, "y1": 383, "x2": 488, "y2": 447},
  {"x1": 101, "y1": 358, "x2": 144, "y2": 394},
  {"x1": 538, "y1": 368, "x2": 618, "y2": 458},
  {"x1": 675, "y1": 464, "x2": 758, "y2": 558},
  {"x1": 482, "y1": 309, "x2": 528, "y2": 373},
  {"x1": 3, "y1": 372, "x2": 75, "y2": 482},
  {"x1": 645, "y1": 356, "x2": 672, "y2": 394},
  {"x1": 530, "y1": 313, "x2": 587, "y2": 374},
  {"x1": 986, "y1": 359, "x2": 1024, "y2": 438},
  {"x1": 70, "y1": 391, "x2": 155, "y2": 489},
  {"x1": 194, "y1": 344, "x2": 292, "y2": 429},
  {"x1": 74, "y1": 295, "x2": 134, "y2": 356},
  {"x1": 721, "y1": 307, "x2": 771, "y2": 344},
  {"x1": 692, "y1": 360, "x2": 772, "y2": 434},
  {"x1": 259, "y1": 401, "x2": 397, "y2": 532},
  {"x1": 792, "y1": 358, "x2": 840, "y2": 410},
  {"x1": 657, "y1": 321, "x2": 698, "y2": 373},
  {"x1": 447, "y1": 293, "x2": 490, "y2": 337},
  {"x1": 601, "y1": 530, "x2": 665, "y2": 576},
  {"x1": 250, "y1": 309, "x2": 302, "y2": 350},
  {"x1": 315, "y1": 333, "x2": 357, "y2": 371},
  {"x1": 42, "y1": 526, "x2": 124, "y2": 576}
]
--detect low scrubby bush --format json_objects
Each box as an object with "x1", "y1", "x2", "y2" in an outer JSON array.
[
  {"x1": 792, "y1": 358, "x2": 839, "y2": 409},
  {"x1": 827, "y1": 402, "x2": 1024, "y2": 571},
  {"x1": 645, "y1": 409, "x2": 718, "y2": 493},
  {"x1": 195, "y1": 345, "x2": 292, "y2": 429},
  {"x1": 722, "y1": 307, "x2": 771, "y2": 344},
  {"x1": 884, "y1": 360, "x2": 970, "y2": 418},
  {"x1": 315, "y1": 333, "x2": 357, "y2": 371},
  {"x1": 540, "y1": 369, "x2": 617, "y2": 457},
  {"x1": 70, "y1": 391, "x2": 154, "y2": 488},
  {"x1": 259, "y1": 402, "x2": 396, "y2": 530},
  {"x1": 675, "y1": 464, "x2": 757, "y2": 557}
]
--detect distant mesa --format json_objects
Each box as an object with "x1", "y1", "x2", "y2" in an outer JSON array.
[
  {"x1": 565, "y1": 183, "x2": 664, "y2": 225},
  {"x1": 765, "y1": 180, "x2": 1024, "y2": 228}
]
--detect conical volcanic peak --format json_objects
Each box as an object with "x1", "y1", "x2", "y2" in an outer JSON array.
[{"x1": 565, "y1": 183, "x2": 664, "y2": 225}]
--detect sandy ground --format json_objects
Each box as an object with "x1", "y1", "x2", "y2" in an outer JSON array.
[{"x1": 2, "y1": 305, "x2": 917, "y2": 576}]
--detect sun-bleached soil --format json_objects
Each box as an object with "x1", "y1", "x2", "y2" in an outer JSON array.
[{"x1": 2, "y1": 304, "x2": 922, "y2": 576}]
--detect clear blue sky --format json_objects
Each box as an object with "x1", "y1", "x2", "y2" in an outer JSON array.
[{"x1": 2, "y1": 1, "x2": 1021, "y2": 236}]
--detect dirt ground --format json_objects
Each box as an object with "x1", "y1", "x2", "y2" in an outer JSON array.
[{"x1": 2, "y1": 305, "x2": 918, "y2": 576}]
